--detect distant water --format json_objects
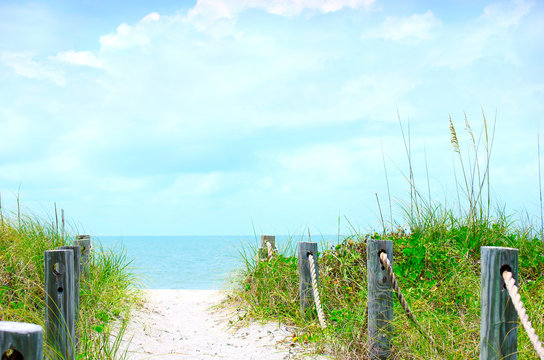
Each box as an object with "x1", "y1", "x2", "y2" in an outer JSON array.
[{"x1": 98, "y1": 235, "x2": 342, "y2": 290}]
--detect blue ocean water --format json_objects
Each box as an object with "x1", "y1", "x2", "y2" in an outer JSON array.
[{"x1": 97, "y1": 235, "x2": 342, "y2": 290}]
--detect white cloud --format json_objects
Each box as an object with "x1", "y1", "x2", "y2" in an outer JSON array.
[
  {"x1": 363, "y1": 10, "x2": 441, "y2": 42},
  {"x1": 481, "y1": 0, "x2": 533, "y2": 27},
  {"x1": 0, "y1": 52, "x2": 65, "y2": 85},
  {"x1": 55, "y1": 50, "x2": 103, "y2": 68},
  {"x1": 187, "y1": 0, "x2": 375, "y2": 29},
  {"x1": 430, "y1": 0, "x2": 534, "y2": 68},
  {"x1": 99, "y1": 23, "x2": 150, "y2": 50},
  {"x1": 1, "y1": 0, "x2": 542, "y2": 235},
  {"x1": 249, "y1": 0, "x2": 376, "y2": 16},
  {"x1": 142, "y1": 12, "x2": 161, "y2": 22}
]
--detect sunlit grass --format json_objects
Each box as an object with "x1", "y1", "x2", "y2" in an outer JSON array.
[
  {"x1": 0, "y1": 212, "x2": 140, "y2": 359},
  {"x1": 227, "y1": 114, "x2": 544, "y2": 359}
]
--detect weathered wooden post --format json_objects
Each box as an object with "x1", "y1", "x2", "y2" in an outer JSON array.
[
  {"x1": 45, "y1": 249, "x2": 75, "y2": 360},
  {"x1": 0, "y1": 321, "x2": 43, "y2": 360},
  {"x1": 74, "y1": 235, "x2": 91, "y2": 276},
  {"x1": 258, "y1": 235, "x2": 276, "y2": 259},
  {"x1": 57, "y1": 246, "x2": 81, "y2": 323},
  {"x1": 367, "y1": 239, "x2": 394, "y2": 360},
  {"x1": 298, "y1": 242, "x2": 318, "y2": 313},
  {"x1": 480, "y1": 246, "x2": 519, "y2": 360}
]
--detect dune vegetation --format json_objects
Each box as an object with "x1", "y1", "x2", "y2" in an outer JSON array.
[
  {"x1": 0, "y1": 209, "x2": 140, "y2": 359},
  {"x1": 230, "y1": 116, "x2": 544, "y2": 359}
]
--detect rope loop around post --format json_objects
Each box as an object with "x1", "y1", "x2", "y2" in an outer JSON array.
[
  {"x1": 502, "y1": 269, "x2": 544, "y2": 359},
  {"x1": 307, "y1": 252, "x2": 327, "y2": 329},
  {"x1": 266, "y1": 241, "x2": 274, "y2": 259},
  {"x1": 378, "y1": 251, "x2": 434, "y2": 344}
]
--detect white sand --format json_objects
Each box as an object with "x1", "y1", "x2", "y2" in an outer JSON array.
[{"x1": 120, "y1": 289, "x2": 332, "y2": 360}]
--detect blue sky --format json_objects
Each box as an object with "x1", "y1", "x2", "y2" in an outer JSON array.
[{"x1": 0, "y1": 0, "x2": 543, "y2": 236}]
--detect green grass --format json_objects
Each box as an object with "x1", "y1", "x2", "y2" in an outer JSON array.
[
  {"x1": 229, "y1": 209, "x2": 544, "y2": 359},
  {"x1": 0, "y1": 212, "x2": 140, "y2": 359},
  {"x1": 228, "y1": 115, "x2": 544, "y2": 359}
]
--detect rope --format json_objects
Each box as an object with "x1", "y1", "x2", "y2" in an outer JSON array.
[
  {"x1": 379, "y1": 252, "x2": 434, "y2": 344},
  {"x1": 308, "y1": 253, "x2": 327, "y2": 329},
  {"x1": 502, "y1": 270, "x2": 544, "y2": 359},
  {"x1": 266, "y1": 241, "x2": 274, "y2": 259}
]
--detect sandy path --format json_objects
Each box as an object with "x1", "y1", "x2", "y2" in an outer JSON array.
[{"x1": 120, "y1": 290, "x2": 332, "y2": 360}]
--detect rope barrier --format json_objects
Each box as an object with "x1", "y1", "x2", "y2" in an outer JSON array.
[
  {"x1": 379, "y1": 252, "x2": 434, "y2": 344},
  {"x1": 308, "y1": 253, "x2": 327, "y2": 329},
  {"x1": 502, "y1": 270, "x2": 544, "y2": 359}
]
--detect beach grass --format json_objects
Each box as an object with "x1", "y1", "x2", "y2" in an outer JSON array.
[
  {"x1": 0, "y1": 210, "x2": 140, "y2": 359},
  {"x1": 229, "y1": 115, "x2": 544, "y2": 359}
]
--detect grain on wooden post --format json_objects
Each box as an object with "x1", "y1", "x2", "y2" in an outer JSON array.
[
  {"x1": 298, "y1": 242, "x2": 318, "y2": 314},
  {"x1": 45, "y1": 249, "x2": 75, "y2": 360},
  {"x1": 367, "y1": 239, "x2": 394, "y2": 360},
  {"x1": 74, "y1": 235, "x2": 91, "y2": 276},
  {"x1": 0, "y1": 321, "x2": 44, "y2": 360},
  {"x1": 57, "y1": 246, "x2": 81, "y2": 324},
  {"x1": 480, "y1": 246, "x2": 519, "y2": 360}
]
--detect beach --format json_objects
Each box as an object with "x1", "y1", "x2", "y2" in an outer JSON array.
[{"x1": 120, "y1": 289, "x2": 331, "y2": 359}]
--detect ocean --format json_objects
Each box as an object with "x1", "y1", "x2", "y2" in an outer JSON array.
[{"x1": 98, "y1": 235, "x2": 341, "y2": 289}]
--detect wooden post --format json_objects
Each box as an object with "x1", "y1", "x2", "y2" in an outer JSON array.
[
  {"x1": 57, "y1": 246, "x2": 81, "y2": 324},
  {"x1": 261, "y1": 235, "x2": 276, "y2": 250},
  {"x1": 298, "y1": 242, "x2": 318, "y2": 313},
  {"x1": 367, "y1": 239, "x2": 394, "y2": 360},
  {"x1": 259, "y1": 235, "x2": 276, "y2": 259},
  {"x1": 45, "y1": 249, "x2": 75, "y2": 360},
  {"x1": 74, "y1": 235, "x2": 91, "y2": 276},
  {"x1": 480, "y1": 246, "x2": 519, "y2": 360},
  {"x1": 0, "y1": 321, "x2": 43, "y2": 360}
]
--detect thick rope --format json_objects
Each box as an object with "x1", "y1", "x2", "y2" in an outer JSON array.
[
  {"x1": 308, "y1": 253, "x2": 327, "y2": 329},
  {"x1": 502, "y1": 270, "x2": 544, "y2": 359},
  {"x1": 379, "y1": 252, "x2": 434, "y2": 344},
  {"x1": 266, "y1": 241, "x2": 274, "y2": 259}
]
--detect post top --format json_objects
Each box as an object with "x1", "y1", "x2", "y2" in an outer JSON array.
[
  {"x1": 0, "y1": 321, "x2": 43, "y2": 334},
  {"x1": 44, "y1": 249, "x2": 73, "y2": 254},
  {"x1": 481, "y1": 246, "x2": 519, "y2": 252}
]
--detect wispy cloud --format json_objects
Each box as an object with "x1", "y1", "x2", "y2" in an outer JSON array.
[
  {"x1": 0, "y1": 0, "x2": 542, "y2": 234},
  {"x1": 55, "y1": 50, "x2": 103, "y2": 68},
  {"x1": 429, "y1": 0, "x2": 534, "y2": 68},
  {"x1": 363, "y1": 10, "x2": 441, "y2": 42},
  {"x1": 186, "y1": 0, "x2": 375, "y2": 30},
  {"x1": 1, "y1": 52, "x2": 65, "y2": 85},
  {"x1": 99, "y1": 23, "x2": 151, "y2": 50}
]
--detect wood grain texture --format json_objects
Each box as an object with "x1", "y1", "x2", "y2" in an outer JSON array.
[
  {"x1": 57, "y1": 245, "x2": 81, "y2": 349},
  {"x1": 0, "y1": 321, "x2": 43, "y2": 360},
  {"x1": 298, "y1": 242, "x2": 318, "y2": 313},
  {"x1": 367, "y1": 239, "x2": 393, "y2": 360},
  {"x1": 57, "y1": 246, "x2": 81, "y2": 322},
  {"x1": 74, "y1": 235, "x2": 91, "y2": 276},
  {"x1": 480, "y1": 246, "x2": 519, "y2": 360},
  {"x1": 45, "y1": 249, "x2": 75, "y2": 360}
]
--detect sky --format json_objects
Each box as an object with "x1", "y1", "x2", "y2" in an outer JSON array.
[{"x1": 0, "y1": 0, "x2": 543, "y2": 236}]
